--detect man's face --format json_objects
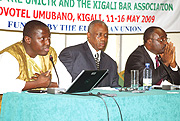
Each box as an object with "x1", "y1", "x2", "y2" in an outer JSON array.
[
  {"x1": 28, "y1": 27, "x2": 51, "y2": 58},
  {"x1": 150, "y1": 29, "x2": 168, "y2": 54},
  {"x1": 87, "y1": 23, "x2": 108, "y2": 51}
]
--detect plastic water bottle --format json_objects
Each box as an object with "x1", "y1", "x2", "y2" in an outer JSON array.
[{"x1": 143, "y1": 63, "x2": 152, "y2": 90}]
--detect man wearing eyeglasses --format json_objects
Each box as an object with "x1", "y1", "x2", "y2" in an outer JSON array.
[{"x1": 124, "y1": 26, "x2": 180, "y2": 87}]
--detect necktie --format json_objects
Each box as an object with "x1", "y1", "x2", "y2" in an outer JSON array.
[
  {"x1": 95, "y1": 53, "x2": 100, "y2": 70},
  {"x1": 155, "y1": 55, "x2": 163, "y2": 85},
  {"x1": 155, "y1": 55, "x2": 160, "y2": 68}
]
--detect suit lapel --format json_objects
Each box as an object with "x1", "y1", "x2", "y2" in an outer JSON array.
[
  {"x1": 99, "y1": 51, "x2": 105, "y2": 69},
  {"x1": 83, "y1": 42, "x2": 97, "y2": 69},
  {"x1": 140, "y1": 46, "x2": 155, "y2": 69}
]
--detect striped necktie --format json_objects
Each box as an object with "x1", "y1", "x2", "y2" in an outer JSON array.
[{"x1": 95, "y1": 53, "x2": 100, "y2": 70}]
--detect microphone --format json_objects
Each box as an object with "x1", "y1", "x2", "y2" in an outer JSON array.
[
  {"x1": 158, "y1": 56, "x2": 174, "y2": 85},
  {"x1": 47, "y1": 55, "x2": 66, "y2": 94},
  {"x1": 50, "y1": 55, "x2": 60, "y2": 87}
]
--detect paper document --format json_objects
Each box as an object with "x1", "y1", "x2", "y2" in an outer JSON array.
[{"x1": 94, "y1": 87, "x2": 118, "y2": 91}]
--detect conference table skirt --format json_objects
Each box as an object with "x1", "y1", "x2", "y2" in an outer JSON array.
[{"x1": 0, "y1": 89, "x2": 180, "y2": 121}]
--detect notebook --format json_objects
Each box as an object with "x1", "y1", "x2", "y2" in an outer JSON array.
[
  {"x1": 65, "y1": 69, "x2": 108, "y2": 93},
  {"x1": 46, "y1": 70, "x2": 108, "y2": 94}
]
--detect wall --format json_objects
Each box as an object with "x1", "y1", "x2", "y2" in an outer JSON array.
[{"x1": 0, "y1": 30, "x2": 180, "y2": 73}]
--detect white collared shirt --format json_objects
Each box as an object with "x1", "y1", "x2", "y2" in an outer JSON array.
[
  {"x1": 144, "y1": 46, "x2": 157, "y2": 69},
  {"x1": 87, "y1": 41, "x2": 101, "y2": 62}
]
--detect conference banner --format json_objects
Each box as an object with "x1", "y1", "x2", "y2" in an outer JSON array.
[{"x1": 0, "y1": 0, "x2": 180, "y2": 34}]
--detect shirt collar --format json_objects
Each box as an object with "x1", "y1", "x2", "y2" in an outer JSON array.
[
  {"x1": 87, "y1": 41, "x2": 101, "y2": 60},
  {"x1": 144, "y1": 46, "x2": 157, "y2": 68}
]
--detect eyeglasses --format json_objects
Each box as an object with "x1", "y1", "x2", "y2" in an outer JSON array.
[{"x1": 151, "y1": 37, "x2": 170, "y2": 43}]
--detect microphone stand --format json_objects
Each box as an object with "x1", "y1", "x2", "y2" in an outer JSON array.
[
  {"x1": 50, "y1": 55, "x2": 60, "y2": 87},
  {"x1": 47, "y1": 55, "x2": 66, "y2": 94},
  {"x1": 158, "y1": 57, "x2": 174, "y2": 84},
  {"x1": 158, "y1": 57, "x2": 177, "y2": 90}
]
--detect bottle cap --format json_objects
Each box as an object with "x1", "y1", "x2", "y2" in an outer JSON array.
[{"x1": 145, "y1": 63, "x2": 150, "y2": 68}]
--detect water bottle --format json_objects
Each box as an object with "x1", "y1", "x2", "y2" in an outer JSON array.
[{"x1": 143, "y1": 63, "x2": 152, "y2": 90}]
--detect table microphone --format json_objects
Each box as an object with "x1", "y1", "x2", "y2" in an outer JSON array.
[
  {"x1": 50, "y1": 55, "x2": 60, "y2": 87},
  {"x1": 47, "y1": 55, "x2": 66, "y2": 94},
  {"x1": 158, "y1": 56, "x2": 174, "y2": 85}
]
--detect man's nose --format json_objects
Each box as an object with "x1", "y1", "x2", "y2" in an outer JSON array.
[
  {"x1": 45, "y1": 39, "x2": 50, "y2": 45},
  {"x1": 100, "y1": 35, "x2": 106, "y2": 41}
]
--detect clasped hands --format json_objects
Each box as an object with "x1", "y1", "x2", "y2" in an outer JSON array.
[
  {"x1": 160, "y1": 42, "x2": 176, "y2": 68},
  {"x1": 31, "y1": 70, "x2": 58, "y2": 88}
]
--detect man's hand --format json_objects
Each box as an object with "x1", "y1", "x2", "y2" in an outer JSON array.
[
  {"x1": 35, "y1": 70, "x2": 51, "y2": 88},
  {"x1": 30, "y1": 73, "x2": 40, "y2": 80},
  {"x1": 170, "y1": 45, "x2": 176, "y2": 68},
  {"x1": 160, "y1": 42, "x2": 176, "y2": 67},
  {"x1": 22, "y1": 70, "x2": 51, "y2": 91}
]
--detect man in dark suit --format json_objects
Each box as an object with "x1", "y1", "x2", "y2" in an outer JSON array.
[
  {"x1": 59, "y1": 20, "x2": 119, "y2": 87},
  {"x1": 124, "y1": 26, "x2": 180, "y2": 87}
]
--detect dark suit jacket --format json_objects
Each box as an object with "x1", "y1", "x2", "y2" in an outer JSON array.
[
  {"x1": 124, "y1": 45, "x2": 180, "y2": 87},
  {"x1": 59, "y1": 42, "x2": 120, "y2": 87}
]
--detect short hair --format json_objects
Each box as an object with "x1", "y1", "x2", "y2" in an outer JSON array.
[
  {"x1": 88, "y1": 20, "x2": 108, "y2": 33},
  {"x1": 143, "y1": 26, "x2": 165, "y2": 43},
  {"x1": 23, "y1": 20, "x2": 49, "y2": 41}
]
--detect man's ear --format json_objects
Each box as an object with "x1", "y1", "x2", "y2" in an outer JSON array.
[
  {"x1": 87, "y1": 32, "x2": 90, "y2": 40},
  {"x1": 24, "y1": 36, "x2": 31, "y2": 44},
  {"x1": 145, "y1": 39, "x2": 153, "y2": 51},
  {"x1": 147, "y1": 39, "x2": 152, "y2": 45}
]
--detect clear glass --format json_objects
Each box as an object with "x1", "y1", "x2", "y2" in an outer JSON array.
[{"x1": 131, "y1": 70, "x2": 139, "y2": 90}]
